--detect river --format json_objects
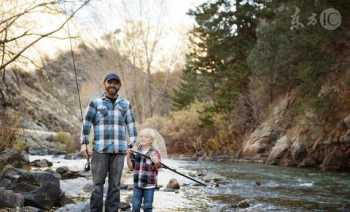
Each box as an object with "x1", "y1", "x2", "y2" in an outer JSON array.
[{"x1": 29, "y1": 155, "x2": 350, "y2": 211}]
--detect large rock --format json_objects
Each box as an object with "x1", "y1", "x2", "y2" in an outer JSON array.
[
  {"x1": 241, "y1": 124, "x2": 280, "y2": 157},
  {"x1": 166, "y1": 179, "x2": 180, "y2": 190},
  {"x1": 290, "y1": 141, "x2": 307, "y2": 162},
  {"x1": 298, "y1": 157, "x2": 317, "y2": 168},
  {"x1": 340, "y1": 130, "x2": 350, "y2": 143},
  {"x1": 0, "y1": 166, "x2": 63, "y2": 209},
  {"x1": 0, "y1": 188, "x2": 24, "y2": 208},
  {"x1": 266, "y1": 136, "x2": 290, "y2": 165},
  {"x1": 344, "y1": 114, "x2": 350, "y2": 129},
  {"x1": 320, "y1": 146, "x2": 349, "y2": 171},
  {"x1": 0, "y1": 149, "x2": 29, "y2": 171}
]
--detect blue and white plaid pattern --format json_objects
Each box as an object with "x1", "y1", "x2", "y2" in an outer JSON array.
[{"x1": 80, "y1": 94, "x2": 137, "y2": 153}]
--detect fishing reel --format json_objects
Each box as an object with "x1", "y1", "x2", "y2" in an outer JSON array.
[
  {"x1": 84, "y1": 158, "x2": 90, "y2": 171},
  {"x1": 84, "y1": 150, "x2": 91, "y2": 172}
]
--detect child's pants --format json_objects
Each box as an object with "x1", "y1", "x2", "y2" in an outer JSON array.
[{"x1": 132, "y1": 186, "x2": 155, "y2": 212}]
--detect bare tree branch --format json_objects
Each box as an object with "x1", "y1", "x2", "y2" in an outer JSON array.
[
  {"x1": 1, "y1": 24, "x2": 8, "y2": 81},
  {"x1": 0, "y1": 31, "x2": 79, "y2": 44},
  {"x1": 6, "y1": 49, "x2": 43, "y2": 69},
  {"x1": 0, "y1": 1, "x2": 57, "y2": 27},
  {"x1": 0, "y1": 30, "x2": 30, "y2": 45},
  {"x1": 0, "y1": 0, "x2": 90, "y2": 71}
]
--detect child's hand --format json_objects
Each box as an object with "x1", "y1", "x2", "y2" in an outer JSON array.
[
  {"x1": 150, "y1": 153, "x2": 161, "y2": 168},
  {"x1": 126, "y1": 149, "x2": 132, "y2": 158},
  {"x1": 151, "y1": 155, "x2": 160, "y2": 163}
]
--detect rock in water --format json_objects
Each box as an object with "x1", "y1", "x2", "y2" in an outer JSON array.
[
  {"x1": 220, "y1": 199, "x2": 251, "y2": 211},
  {"x1": 197, "y1": 169, "x2": 208, "y2": 177},
  {"x1": 64, "y1": 152, "x2": 83, "y2": 160},
  {"x1": 236, "y1": 199, "x2": 250, "y2": 208},
  {"x1": 82, "y1": 183, "x2": 94, "y2": 193},
  {"x1": 0, "y1": 166, "x2": 63, "y2": 209},
  {"x1": 56, "y1": 166, "x2": 83, "y2": 180},
  {"x1": 30, "y1": 159, "x2": 53, "y2": 168},
  {"x1": 28, "y1": 147, "x2": 49, "y2": 156},
  {"x1": 166, "y1": 178, "x2": 180, "y2": 189}
]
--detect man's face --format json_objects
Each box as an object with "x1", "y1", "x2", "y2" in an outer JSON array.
[{"x1": 104, "y1": 79, "x2": 121, "y2": 96}]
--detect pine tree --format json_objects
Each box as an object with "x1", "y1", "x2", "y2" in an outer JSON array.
[{"x1": 172, "y1": 0, "x2": 263, "y2": 113}]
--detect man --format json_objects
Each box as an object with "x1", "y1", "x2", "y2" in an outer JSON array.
[{"x1": 80, "y1": 72, "x2": 137, "y2": 212}]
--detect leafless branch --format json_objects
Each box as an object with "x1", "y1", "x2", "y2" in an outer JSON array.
[
  {"x1": 1, "y1": 25, "x2": 8, "y2": 81},
  {"x1": 0, "y1": 0, "x2": 90, "y2": 71},
  {"x1": 0, "y1": 1, "x2": 57, "y2": 27}
]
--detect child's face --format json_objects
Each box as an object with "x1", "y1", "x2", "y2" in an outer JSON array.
[{"x1": 139, "y1": 133, "x2": 153, "y2": 147}]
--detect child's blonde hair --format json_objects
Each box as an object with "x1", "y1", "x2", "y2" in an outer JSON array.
[
  {"x1": 138, "y1": 128, "x2": 157, "y2": 143},
  {"x1": 137, "y1": 128, "x2": 168, "y2": 158}
]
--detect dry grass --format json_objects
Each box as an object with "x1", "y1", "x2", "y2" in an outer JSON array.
[
  {"x1": 0, "y1": 112, "x2": 23, "y2": 152},
  {"x1": 54, "y1": 131, "x2": 77, "y2": 153}
]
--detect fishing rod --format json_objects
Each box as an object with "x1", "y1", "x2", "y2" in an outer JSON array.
[
  {"x1": 65, "y1": 4, "x2": 90, "y2": 172},
  {"x1": 130, "y1": 150, "x2": 207, "y2": 187}
]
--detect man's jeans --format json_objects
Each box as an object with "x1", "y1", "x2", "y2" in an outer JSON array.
[
  {"x1": 90, "y1": 151, "x2": 125, "y2": 212},
  {"x1": 132, "y1": 186, "x2": 155, "y2": 212}
]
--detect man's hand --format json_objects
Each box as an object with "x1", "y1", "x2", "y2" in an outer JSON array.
[{"x1": 80, "y1": 144, "x2": 92, "y2": 158}]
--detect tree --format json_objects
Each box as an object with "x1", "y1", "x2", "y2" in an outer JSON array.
[
  {"x1": 172, "y1": 0, "x2": 262, "y2": 114},
  {"x1": 247, "y1": 0, "x2": 343, "y2": 103},
  {"x1": 115, "y1": 0, "x2": 173, "y2": 121},
  {"x1": 0, "y1": 0, "x2": 90, "y2": 104}
]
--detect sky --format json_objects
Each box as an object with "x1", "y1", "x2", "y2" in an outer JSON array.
[
  {"x1": 74, "y1": 0, "x2": 207, "y2": 36},
  {"x1": 65, "y1": 0, "x2": 208, "y2": 70},
  {"x1": 3, "y1": 0, "x2": 208, "y2": 73}
]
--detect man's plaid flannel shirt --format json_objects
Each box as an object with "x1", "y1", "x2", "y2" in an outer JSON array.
[
  {"x1": 80, "y1": 94, "x2": 137, "y2": 153},
  {"x1": 131, "y1": 147, "x2": 161, "y2": 189}
]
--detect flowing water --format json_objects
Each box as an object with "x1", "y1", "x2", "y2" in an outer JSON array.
[
  {"x1": 174, "y1": 159, "x2": 350, "y2": 211},
  {"x1": 29, "y1": 156, "x2": 350, "y2": 211}
]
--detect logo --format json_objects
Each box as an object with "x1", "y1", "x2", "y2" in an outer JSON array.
[{"x1": 320, "y1": 8, "x2": 342, "y2": 30}]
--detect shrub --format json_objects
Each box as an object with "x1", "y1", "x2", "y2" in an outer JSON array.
[
  {"x1": 54, "y1": 132, "x2": 77, "y2": 153},
  {"x1": 13, "y1": 140, "x2": 28, "y2": 152},
  {"x1": 143, "y1": 102, "x2": 216, "y2": 155},
  {"x1": 0, "y1": 112, "x2": 22, "y2": 152},
  {"x1": 143, "y1": 101, "x2": 245, "y2": 156}
]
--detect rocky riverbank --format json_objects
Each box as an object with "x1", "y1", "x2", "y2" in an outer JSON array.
[
  {"x1": 1, "y1": 149, "x2": 349, "y2": 211},
  {"x1": 170, "y1": 96, "x2": 350, "y2": 173},
  {"x1": 0, "y1": 150, "x2": 215, "y2": 211},
  {"x1": 239, "y1": 97, "x2": 350, "y2": 172}
]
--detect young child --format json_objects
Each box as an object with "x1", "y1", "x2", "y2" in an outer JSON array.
[{"x1": 126, "y1": 128, "x2": 161, "y2": 212}]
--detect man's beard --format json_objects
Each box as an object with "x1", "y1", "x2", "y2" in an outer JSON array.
[{"x1": 107, "y1": 86, "x2": 119, "y2": 96}]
